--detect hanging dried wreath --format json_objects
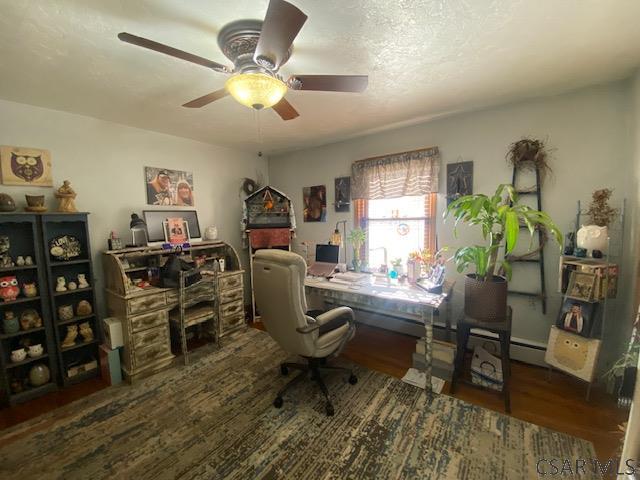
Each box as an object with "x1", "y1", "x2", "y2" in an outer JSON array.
[{"x1": 505, "y1": 137, "x2": 553, "y2": 183}]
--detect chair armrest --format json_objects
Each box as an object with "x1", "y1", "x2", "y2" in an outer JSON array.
[
  {"x1": 315, "y1": 306, "x2": 355, "y2": 326},
  {"x1": 296, "y1": 322, "x2": 320, "y2": 334}
]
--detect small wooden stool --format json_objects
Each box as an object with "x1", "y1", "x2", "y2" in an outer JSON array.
[{"x1": 450, "y1": 306, "x2": 513, "y2": 413}]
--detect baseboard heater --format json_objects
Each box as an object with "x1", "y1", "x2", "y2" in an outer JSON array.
[{"x1": 327, "y1": 301, "x2": 548, "y2": 368}]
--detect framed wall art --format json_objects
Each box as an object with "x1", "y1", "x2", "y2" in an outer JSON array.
[
  {"x1": 145, "y1": 166, "x2": 194, "y2": 206},
  {"x1": 565, "y1": 271, "x2": 596, "y2": 301},
  {"x1": 303, "y1": 185, "x2": 326, "y2": 222},
  {"x1": 545, "y1": 326, "x2": 601, "y2": 382},
  {"x1": 0, "y1": 145, "x2": 53, "y2": 187},
  {"x1": 446, "y1": 161, "x2": 473, "y2": 205},
  {"x1": 334, "y1": 176, "x2": 351, "y2": 212}
]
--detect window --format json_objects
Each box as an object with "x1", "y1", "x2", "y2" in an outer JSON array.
[{"x1": 354, "y1": 194, "x2": 437, "y2": 271}]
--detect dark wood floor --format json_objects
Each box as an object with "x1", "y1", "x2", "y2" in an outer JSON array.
[{"x1": 0, "y1": 323, "x2": 627, "y2": 462}]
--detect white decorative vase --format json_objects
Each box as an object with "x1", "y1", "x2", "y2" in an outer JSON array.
[
  {"x1": 204, "y1": 226, "x2": 218, "y2": 241},
  {"x1": 577, "y1": 225, "x2": 608, "y2": 256}
]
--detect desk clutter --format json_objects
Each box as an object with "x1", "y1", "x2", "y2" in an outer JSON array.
[
  {"x1": 102, "y1": 241, "x2": 245, "y2": 382},
  {"x1": 0, "y1": 212, "x2": 100, "y2": 406}
]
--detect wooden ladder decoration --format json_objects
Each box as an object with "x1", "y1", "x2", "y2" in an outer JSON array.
[{"x1": 507, "y1": 165, "x2": 548, "y2": 314}]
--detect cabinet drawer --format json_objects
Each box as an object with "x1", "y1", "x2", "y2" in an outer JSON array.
[
  {"x1": 132, "y1": 324, "x2": 169, "y2": 349},
  {"x1": 128, "y1": 293, "x2": 166, "y2": 315},
  {"x1": 220, "y1": 299, "x2": 244, "y2": 318},
  {"x1": 220, "y1": 312, "x2": 245, "y2": 333},
  {"x1": 130, "y1": 310, "x2": 168, "y2": 333},
  {"x1": 185, "y1": 281, "x2": 215, "y2": 302},
  {"x1": 219, "y1": 273, "x2": 243, "y2": 292},
  {"x1": 219, "y1": 287, "x2": 243, "y2": 304},
  {"x1": 133, "y1": 342, "x2": 171, "y2": 367}
]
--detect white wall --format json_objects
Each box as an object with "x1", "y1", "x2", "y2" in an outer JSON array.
[
  {"x1": 0, "y1": 99, "x2": 267, "y2": 313},
  {"x1": 269, "y1": 82, "x2": 633, "y2": 367}
]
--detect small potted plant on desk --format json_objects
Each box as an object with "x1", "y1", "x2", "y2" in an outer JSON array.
[
  {"x1": 445, "y1": 184, "x2": 562, "y2": 322},
  {"x1": 347, "y1": 227, "x2": 366, "y2": 273}
]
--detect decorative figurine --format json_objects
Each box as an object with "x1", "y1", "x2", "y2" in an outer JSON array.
[
  {"x1": 58, "y1": 304, "x2": 74, "y2": 321},
  {"x1": 24, "y1": 255, "x2": 34, "y2": 266},
  {"x1": 0, "y1": 235, "x2": 13, "y2": 268},
  {"x1": 20, "y1": 309, "x2": 42, "y2": 330},
  {"x1": 55, "y1": 276, "x2": 67, "y2": 292},
  {"x1": 55, "y1": 180, "x2": 78, "y2": 213},
  {"x1": 77, "y1": 273, "x2": 90, "y2": 289},
  {"x1": 68, "y1": 281, "x2": 77, "y2": 290},
  {"x1": 0, "y1": 276, "x2": 20, "y2": 302},
  {"x1": 0, "y1": 255, "x2": 13, "y2": 268},
  {"x1": 76, "y1": 300, "x2": 93, "y2": 316},
  {"x1": 24, "y1": 194, "x2": 47, "y2": 213},
  {"x1": 28, "y1": 344, "x2": 43, "y2": 358},
  {"x1": 22, "y1": 282, "x2": 37, "y2": 298},
  {"x1": 79, "y1": 322, "x2": 94, "y2": 342},
  {"x1": 0, "y1": 192, "x2": 16, "y2": 212},
  {"x1": 61, "y1": 325, "x2": 78, "y2": 347},
  {"x1": 16, "y1": 255, "x2": 25, "y2": 266},
  {"x1": 3, "y1": 311, "x2": 19, "y2": 334},
  {"x1": 11, "y1": 348, "x2": 27, "y2": 363}
]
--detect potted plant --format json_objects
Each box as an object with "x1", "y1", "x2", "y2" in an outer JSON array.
[
  {"x1": 347, "y1": 227, "x2": 366, "y2": 272},
  {"x1": 445, "y1": 184, "x2": 562, "y2": 322},
  {"x1": 578, "y1": 188, "x2": 618, "y2": 257},
  {"x1": 390, "y1": 258, "x2": 403, "y2": 277}
]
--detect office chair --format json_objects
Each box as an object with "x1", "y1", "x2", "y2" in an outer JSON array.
[{"x1": 253, "y1": 249, "x2": 357, "y2": 416}]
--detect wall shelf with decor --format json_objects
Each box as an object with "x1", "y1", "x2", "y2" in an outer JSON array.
[
  {"x1": 0, "y1": 213, "x2": 58, "y2": 406},
  {"x1": 41, "y1": 213, "x2": 101, "y2": 387}
]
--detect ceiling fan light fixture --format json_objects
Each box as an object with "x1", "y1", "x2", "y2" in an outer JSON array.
[{"x1": 225, "y1": 73, "x2": 287, "y2": 110}]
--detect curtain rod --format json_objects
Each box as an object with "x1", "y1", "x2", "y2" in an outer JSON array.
[{"x1": 353, "y1": 146, "x2": 439, "y2": 165}]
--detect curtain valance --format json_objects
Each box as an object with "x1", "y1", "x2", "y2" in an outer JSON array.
[{"x1": 351, "y1": 146, "x2": 440, "y2": 200}]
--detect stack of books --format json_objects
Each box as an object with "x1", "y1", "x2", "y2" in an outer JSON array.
[{"x1": 413, "y1": 338, "x2": 456, "y2": 381}]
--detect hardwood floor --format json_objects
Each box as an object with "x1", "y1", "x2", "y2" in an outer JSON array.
[{"x1": 0, "y1": 322, "x2": 628, "y2": 464}]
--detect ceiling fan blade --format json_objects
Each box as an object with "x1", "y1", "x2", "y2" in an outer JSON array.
[
  {"x1": 182, "y1": 89, "x2": 229, "y2": 108},
  {"x1": 254, "y1": 0, "x2": 307, "y2": 70},
  {"x1": 288, "y1": 75, "x2": 368, "y2": 92},
  {"x1": 272, "y1": 97, "x2": 299, "y2": 121},
  {"x1": 118, "y1": 32, "x2": 230, "y2": 73}
]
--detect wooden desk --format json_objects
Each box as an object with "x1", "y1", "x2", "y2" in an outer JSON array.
[{"x1": 305, "y1": 276, "x2": 447, "y2": 396}]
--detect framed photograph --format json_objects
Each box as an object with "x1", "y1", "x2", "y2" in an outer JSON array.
[
  {"x1": 545, "y1": 326, "x2": 601, "y2": 382},
  {"x1": 0, "y1": 145, "x2": 53, "y2": 187},
  {"x1": 556, "y1": 298, "x2": 597, "y2": 337},
  {"x1": 145, "y1": 166, "x2": 194, "y2": 206},
  {"x1": 565, "y1": 271, "x2": 596, "y2": 301},
  {"x1": 163, "y1": 217, "x2": 190, "y2": 245},
  {"x1": 334, "y1": 177, "x2": 351, "y2": 212},
  {"x1": 303, "y1": 185, "x2": 326, "y2": 222},
  {"x1": 446, "y1": 161, "x2": 473, "y2": 205}
]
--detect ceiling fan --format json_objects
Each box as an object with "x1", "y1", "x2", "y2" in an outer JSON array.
[{"x1": 118, "y1": 0, "x2": 368, "y2": 121}]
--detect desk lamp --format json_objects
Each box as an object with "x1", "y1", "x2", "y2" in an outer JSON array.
[
  {"x1": 330, "y1": 220, "x2": 347, "y2": 264},
  {"x1": 130, "y1": 213, "x2": 148, "y2": 247}
]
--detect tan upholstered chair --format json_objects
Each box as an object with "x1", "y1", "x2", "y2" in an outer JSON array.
[{"x1": 253, "y1": 249, "x2": 357, "y2": 416}]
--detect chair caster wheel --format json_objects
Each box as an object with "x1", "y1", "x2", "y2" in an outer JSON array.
[
  {"x1": 280, "y1": 365, "x2": 289, "y2": 376},
  {"x1": 348, "y1": 374, "x2": 358, "y2": 385},
  {"x1": 325, "y1": 403, "x2": 335, "y2": 416},
  {"x1": 273, "y1": 396, "x2": 283, "y2": 409}
]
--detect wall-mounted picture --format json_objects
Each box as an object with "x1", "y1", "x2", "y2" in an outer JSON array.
[
  {"x1": 545, "y1": 326, "x2": 601, "y2": 382},
  {"x1": 0, "y1": 145, "x2": 53, "y2": 187},
  {"x1": 303, "y1": 185, "x2": 326, "y2": 222},
  {"x1": 556, "y1": 298, "x2": 597, "y2": 337},
  {"x1": 145, "y1": 166, "x2": 194, "y2": 206},
  {"x1": 565, "y1": 271, "x2": 596, "y2": 301},
  {"x1": 446, "y1": 161, "x2": 473, "y2": 205},
  {"x1": 334, "y1": 176, "x2": 351, "y2": 212}
]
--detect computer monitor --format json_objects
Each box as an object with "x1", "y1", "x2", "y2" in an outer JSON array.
[
  {"x1": 143, "y1": 210, "x2": 202, "y2": 244},
  {"x1": 315, "y1": 244, "x2": 339, "y2": 263}
]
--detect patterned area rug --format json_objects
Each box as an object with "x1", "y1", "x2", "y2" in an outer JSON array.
[{"x1": 0, "y1": 328, "x2": 595, "y2": 479}]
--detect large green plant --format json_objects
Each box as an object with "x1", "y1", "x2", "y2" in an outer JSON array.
[{"x1": 445, "y1": 184, "x2": 562, "y2": 281}]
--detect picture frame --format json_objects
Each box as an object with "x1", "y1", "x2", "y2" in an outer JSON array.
[
  {"x1": 303, "y1": 185, "x2": 327, "y2": 222},
  {"x1": 565, "y1": 271, "x2": 596, "y2": 301},
  {"x1": 556, "y1": 298, "x2": 597, "y2": 338},
  {"x1": 145, "y1": 166, "x2": 195, "y2": 206},
  {"x1": 446, "y1": 161, "x2": 473, "y2": 205},
  {"x1": 163, "y1": 217, "x2": 191, "y2": 245},
  {"x1": 334, "y1": 177, "x2": 351, "y2": 212},
  {"x1": 545, "y1": 326, "x2": 601, "y2": 382},
  {"x1": 0, "y1": 145, "x2": 53, "y2": 187}
]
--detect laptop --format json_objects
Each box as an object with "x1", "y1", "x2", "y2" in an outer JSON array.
[{"x1": 307, "y1": 244, "x2": 339, "y2": 277}]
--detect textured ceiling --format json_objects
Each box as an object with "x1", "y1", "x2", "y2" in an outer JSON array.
[{"x1": 1, "y1": 0, "x2": 640, "y2": 154}]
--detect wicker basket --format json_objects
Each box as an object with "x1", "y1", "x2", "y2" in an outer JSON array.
[{"x1": 464, "y1": 274, "x2": 508, "y2": 323}]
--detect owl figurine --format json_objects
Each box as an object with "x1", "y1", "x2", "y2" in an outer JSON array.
[
  {"x1": 0, "y1": 276, "x2": 20, "y2": 302},
  {"x1": 11, "y1": 153, "x2": 44, "y2": 183}
]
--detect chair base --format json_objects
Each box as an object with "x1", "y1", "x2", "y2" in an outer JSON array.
[{"x1": 273, "y1": 358, "x2": 357, "y2": 416}]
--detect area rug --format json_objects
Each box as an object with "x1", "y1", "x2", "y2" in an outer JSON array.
[{"x1": 0, "y1": 328, "x2": 596, "y2": 479}]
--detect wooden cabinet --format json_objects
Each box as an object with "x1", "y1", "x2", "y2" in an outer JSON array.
[{"x1": 103, "y1": 241, "x2": 245, "y2": 382}]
